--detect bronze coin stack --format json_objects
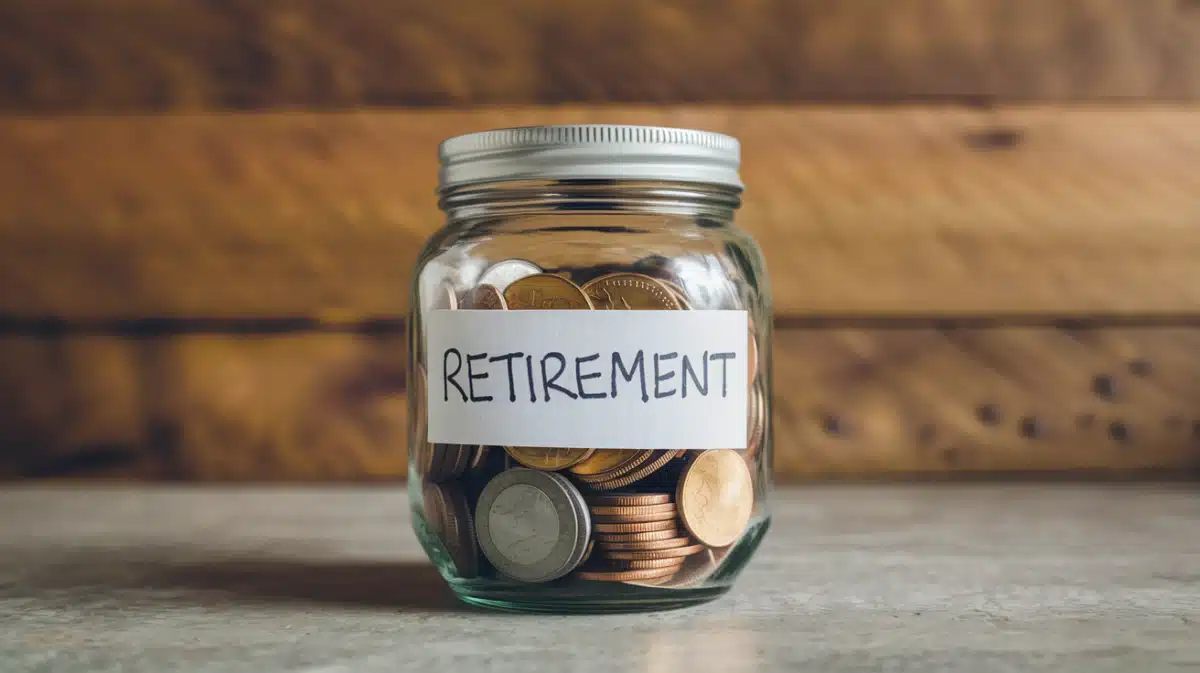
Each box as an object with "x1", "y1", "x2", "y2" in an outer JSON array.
[{"x1": 417, "y1": 259, "x2": 763, "y2": 586}]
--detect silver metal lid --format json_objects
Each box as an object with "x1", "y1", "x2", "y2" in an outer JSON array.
[{"x1": 438, "y1": 124, "x2": 742, "y2": 190}]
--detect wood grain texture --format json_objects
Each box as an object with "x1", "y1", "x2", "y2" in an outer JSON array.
[
  {"x1": 1, "y1": 0, "x2": 1199, "y2": 112},
  {"x1": 3, "y1": 324, "x2": 1200, "y2": 481},
  {"x1": 1, "y1": 106, "x2": 1198, "y2": 320}
]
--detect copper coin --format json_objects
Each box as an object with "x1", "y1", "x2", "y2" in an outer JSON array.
[
  {"x1": 596, "y1": 529, "x2": 680, "y2": 543},
  {"x1": 580, "y1": 273, "x2": 681, "y2": 311},
  {"x1": 574, "y1": 450, "x2": 655, "y2": 482},
  {"x1": 586, "y1": 450, "x2": 682, "y2": 491},
  {"x1": 573, "y1": 565, "x2": 680, "y2": 582},
  {"x1": 747, "y1": 327, "x2": 759, "y2": 386},
  {"x1": 591, "y1": 509, "x2": 679, "y2": 523},
  {"x1": 586, "y1": 493, "x2": 672, "y2": 507},
  {"x1": 463, "y1": 284, "x2": 507, "y2": 310},
  {"x1": 676, "y1": 449, "x2": 754, "y2": 547},
  {"x1": 657, "y1": 279, "x2": 691, "y2": 309},
  {"x1": 598, "y1": 536, "x2": 692, "y2": 552},
  {"x1": 603, "y1": 544, "x2": 706, "y2": 561},
  {"x1": 745, "y1": 385, "x2": 766, "y2": 461},
  {"x1": 589, "y1": 503, "x2": 676, "y2": 517},
  {"x1": 593, "y1": 520, "x2": 676, "y2": 534},
  {"x1": 503, "y1": 274, "x2": 593, "y2": 310},
  {"x1": 568, "y1": 450, "x2": 643, "y2": 477},
  {"x1": 620, "y1": 557, "x2": 688, "y2": 570}
]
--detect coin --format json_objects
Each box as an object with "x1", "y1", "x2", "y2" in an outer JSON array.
[
  {"x1": 422, "y1": 481, "x2": 479, "y2": 578},
  {"x1": 591, "y1": 509, "x2": 678, "y2": 523},
  {"x1": 589, "y1": 503, "x2": 676, "y2": 518},
  {"x1": 474, "y1": 468, "x2": 591, "y2": 583},
  {"x1": 428, "y1": 280, "x2": 458, "y2": 310},
  {"x1": 596, "y1": 529, "x2": 680, "y2": 543},
  {"x1": 504, "y1": 446, "x2": 595, "y2": 471},
  {"x1": 468, "y1": 445, "x2": 490, "y2": 473},
  {"x1": 581, "y1": 273, "x2": 681, "y2": 310},
  {"x1": 477, "y1": 259, "x2": 543, "y2": 292},
  {"x1": 598, "y1": 536, "x2": 693, "y2": 552},
  {"x1": 745, "y1": 384, "x2": 766, "y2": 461},
  {"x1": 568, "y1": 450, "x2": 643, "y2": 477},
  {"x1": 676, "y1": 449, "x2": 753, "y2": 547},
  {"x1": 661, "y1": 547, "x2": 725, "y2": 587},
  {"x1": 586, "y1": 450, "x2": 683, "y2": 491},
  {"x1": 463, "y1": 284, "x2": 507, "y2": 310},
  {"x1": 573, "y1": 450, "x2": 655, "y2": 482},
  {"x1": 747, "y1": 327, "x2": 759, "y2": 385},
  {"x1": 503, "y1": 274, "x2": 593, "y2": 310},
  {"x1": 602, "y1": 544, "x2": 706, "y2": 561},
  {"x1": 620, "y1": 557, "x2": 689, "y2": 570},
  {"x1": 594, "y1": 519, "x2": 677, "y2": 533},
  {"x1": 573, "y1": 565, "x2": 680, "y2": 582},
  {"x1": 586, "y1": 493, "x2": 672, "y2": 507}
]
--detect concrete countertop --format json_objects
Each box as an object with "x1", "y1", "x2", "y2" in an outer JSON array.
[{"x1": 0, "y1": 484, "x2": 1197, "y2": 672}]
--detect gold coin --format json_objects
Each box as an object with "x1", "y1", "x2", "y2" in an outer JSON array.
[
  {"x1": 604, "y1": 544, "x2": 707, "y2": 561},
  {"x1": 586, "y1": 493, "x2": 672, "y2": 507},
  {"x1": 594, "y1": 520, "x2": 677, "y2": 533},
  {"x1": 581, "y1": 273, "x2": 680, "y2": 310},
  {"x1": 574, "y1": 450, "x2": 656, "y2": 482},
  {"x1": 589, "y1": 503, "x2": 676, "y2": 517},
  {"x1": 463, "y1": 284, "x2": 507, "y2": 310},
  {"x1": 586, "y1": 450, "x2": 683, "y2": 491},
  {"x1": 573, "y1": 565, "x2": 679, "y2": 582},
  {"x1": 620, "y1": 557, "x2": 689, "y2": 570},
  {"x1": 676, "y1": 449, "x2": 754, "y2": 547},
  {"x1": 597, "y1": 536, "x2": 693, "y2": 552},
  {"x1": 503, "y1": 274, "x2": 593, "y2": 310},
  {"x1": 504, "y1": 446, "x2": 595, "y2": 471},
  {"x1": 568, "y1": 450, "x2": 642, "y2": 477},
  {"x1": 596, "y1": 529, "x2": 681, "y2": 543},
  {"x1": 657, "y1": 279, "x2": 691, "y2": 308}
]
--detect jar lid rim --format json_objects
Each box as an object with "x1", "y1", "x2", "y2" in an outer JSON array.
[{"x1": 438, "y1": 124, "x2": 742, "y2": 190}]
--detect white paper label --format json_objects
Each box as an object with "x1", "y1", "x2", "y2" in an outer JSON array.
[{"x1": 425, "y1": 310, "x2": 749, "y2": 450}]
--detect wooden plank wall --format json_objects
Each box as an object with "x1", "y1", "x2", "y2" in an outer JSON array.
[{"x1": 1, "y1": 1, "x2": 1198, "y2": 480}]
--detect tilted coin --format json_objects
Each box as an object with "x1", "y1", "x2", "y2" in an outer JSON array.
[
  {"x1": 581, "y1": 273, "x2": 681, "y2": 310},
  {"x1": 568, "y1": 450, "x2": 643, "y2": 477},
  {"x1": 586, "y1": 493, "x2": 672, "y2": 507},
  {"x1": 422, "y1": 481, "x2": 479, "y2": 578},
  {"x1": 428, "y1": 280, "x2": 458, "y2": 310},
  {"x1": 574, "y1": 450, "x2": 655, "y2": 483},
  {"x1": 676, "y1": 449, "x2": 754, "y2": 547},
  {"x1": 468, "y1": 445, "x2": 490, "y2": 474},
  {"x1": 602, "y1": 544, "x2": 706, "y2": 561},
  {"x1": 474, "y1": 468, "x2": 591, "y2": 583},
  {"x1": 745, "y1": 384, "x2": 766, "y2": 462},
  {"x1": 573, "y1": 564, "x2": 680, "y2": 582},
  {"x1": 589, "y1": 503, "x2": 676, "y2": 518},
  {"x1": 620, "y1": 557, "x2": 689, "y2": 570},
  {"x1": 504, "y1": 446, "x2": 595, "y2": 471},
  {"x1": 747, "y1": 327, "x2": 759, "y2": 386},
  {"x1": 477, "y1": 259, "x2": 543, "y2": 292},
  {"x1": 596, "y1": 529, "x2": 680, "y2": 543},
  {"x1": 660, "y1": 547, "x2": 725, "y2": 588},
  {"x1": 597, "y1": 536, "x2": 693, "y2": 552},
  {"x1": 462, "y1": 284, "x2": 507, "y2": 310},
  {"x1": 586, "y1": 450, "x2": 684, "y2": 491},
  {"x1": 503, "y1": 274, "x2": 593, "y2": 310},
  {"x1": 594, "y1": 519, "x2": 676, "y2": 534}
]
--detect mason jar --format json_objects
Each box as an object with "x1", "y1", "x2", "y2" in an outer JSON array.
[{"x1": 409, "y1": 125, "x2": 771, "y2": 613}]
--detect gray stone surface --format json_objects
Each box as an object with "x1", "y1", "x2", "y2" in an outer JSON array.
[{"x1": 0, "y1": 484, "x2": 1197, "y2": 672}]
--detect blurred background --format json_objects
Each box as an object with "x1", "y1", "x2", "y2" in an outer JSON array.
[{"x1": 0, "y1": 0, "x2": 1198, "y2": 482}]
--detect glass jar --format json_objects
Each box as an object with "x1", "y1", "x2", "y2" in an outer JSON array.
[{"x1": 409, "y1": 125, "x2": 771, "y2": 613}]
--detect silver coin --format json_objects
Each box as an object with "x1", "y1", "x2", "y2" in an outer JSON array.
[
  {"x1": 427, "y1": 280, "x2": 458, "y2": 311},
  {"x1": 475, "y1": 468, "x2": 590, "y2": 583},
  {"x1": 476, "y1": 259, "x2": 543, "y2": 292}
]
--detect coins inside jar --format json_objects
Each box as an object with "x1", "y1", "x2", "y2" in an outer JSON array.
[{"x1": 416, "y1": 262, "x2": 760, "y2": 587}]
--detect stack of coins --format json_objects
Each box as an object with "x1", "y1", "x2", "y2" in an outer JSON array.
[{"x1": 415, "y1": 258, "x2": 764, "y2": 586}]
